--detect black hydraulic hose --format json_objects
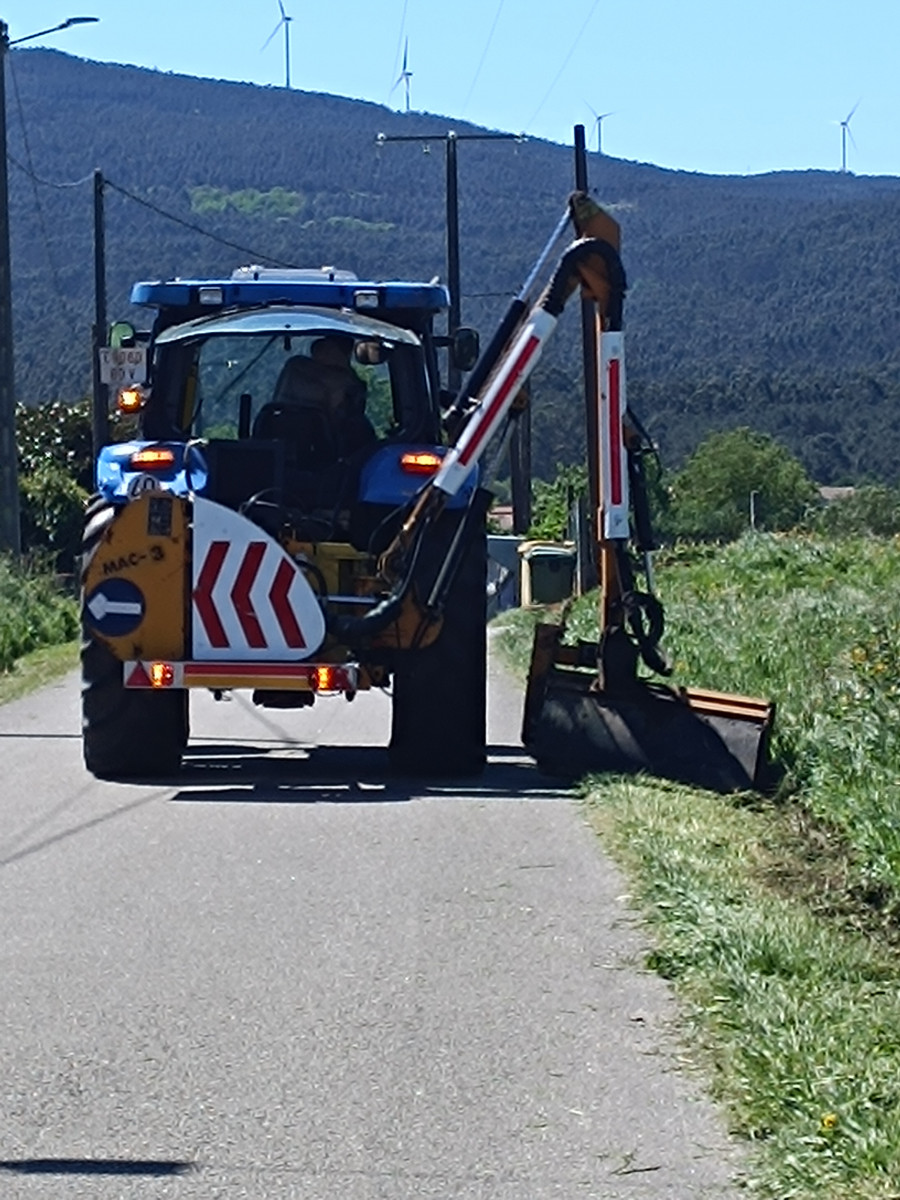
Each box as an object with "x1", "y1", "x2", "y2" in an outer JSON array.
[
  {"x1": 425, "y1": 486, "x2": 493, "y2": 613},
  {"x1": 613, "y1": 542, "x2": 670, "y2": 676},
  {"x1": 627, "y1": 445, "x2": 657, "y2": 554},
  {"x1": 326, "y1": 513, "x2": 431, "y2": 643},
  {"x1": 328, "y1": 587, "x2": 408, "y2": 643},
  {"x1": 443, "y1": 205, "x2": 572, "y2": 432},
  {"x1": 458, "y1": 299, "x2": 526, "y2": 405},
  {"x1": 540, "y1": 237, "x2": 627, "y2": 327}
]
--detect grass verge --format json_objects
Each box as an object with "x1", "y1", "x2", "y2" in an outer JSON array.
[
  {"x1": 585, "y1": 778, "x2": 900, "y2": 1199},
  {"x1": 496, "y1": 533, "x2": 900, "y2": 1197},
  {"x1": 499, "y1": 534, "x2": 900, "y2": 907},
  {"x1": 0, "y1": 555, "x2": 79, "y2": 704},
  {"x1": 0, "y1": 639, "x2": 79, "y2": 705}
]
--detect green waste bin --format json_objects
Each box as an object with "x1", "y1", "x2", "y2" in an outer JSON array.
[{"x1": 518, "y1": 540, "x2": 576, "y2": 606}]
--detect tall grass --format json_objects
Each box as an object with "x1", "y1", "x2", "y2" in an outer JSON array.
[
  {"x1": 499, "y1": 532, "x2": 900, "y2": 905},
  {"x1": 633, "y1": 536, "x2": 900, "y2": 908},
  {"x1": 586, "y1": 778, "x2": 900, "y2": 1199},
  {"x1": 0, "y1": 555, "x2": 78, "y2": 672},
  {"x1": 497, "y1": 533, "x2": 900, "y2": 1196}
]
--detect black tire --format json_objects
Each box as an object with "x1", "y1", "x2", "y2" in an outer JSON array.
[
  {"x1": 389, "y1": 513, "x2": 487, "y2": 777},
  {"x1": 81, "y1": 501, "x2": 188, "y2": 780}
]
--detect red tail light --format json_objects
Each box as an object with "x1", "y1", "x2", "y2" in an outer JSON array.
[{"x1": 130, "y1": 447, "x2": 176, "y2": 470}]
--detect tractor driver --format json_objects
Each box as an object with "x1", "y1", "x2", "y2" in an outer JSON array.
[{"x1": 309, "y1": 334, "x2": 376, "y2": 457}]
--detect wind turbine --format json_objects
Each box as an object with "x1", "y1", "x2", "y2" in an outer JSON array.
[
  {"x1": 839, "y1": 101, "x2": 859, "y2": 173},
  {"x1": 586, "y1": 104, "x2": 615, "y2": 154},
  {"x1": 262, "y1": 0, "x2": 293, "y2": 89},
  {"x1": 392, "y1": 38, "x2": 413, "y2": 113}
]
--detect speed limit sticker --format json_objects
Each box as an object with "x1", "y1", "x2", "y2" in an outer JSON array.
[{"x1": 99, "y1": 346, "x2": 147, "y2": 384}]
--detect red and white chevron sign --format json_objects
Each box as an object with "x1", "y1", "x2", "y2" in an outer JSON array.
[{"x1": 191, "y1": 497, "x2": 326, "y2": 661}]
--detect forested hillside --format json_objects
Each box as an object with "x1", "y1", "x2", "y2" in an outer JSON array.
[{"x1": 9, "y1": 48, "x2": 900, "y2": 483}]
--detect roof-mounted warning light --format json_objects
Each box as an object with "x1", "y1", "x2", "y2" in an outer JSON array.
[{"x1": 353, "y1": 289, "x2": 380, "y2": 310}]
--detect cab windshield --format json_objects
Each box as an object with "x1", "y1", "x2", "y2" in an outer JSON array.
[{"x1": 146, "y1": 309, "x2": 440, "y2": 449}]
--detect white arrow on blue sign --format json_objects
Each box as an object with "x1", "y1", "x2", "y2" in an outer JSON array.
[{"x1": 85, "y1": 579, "x2": 146, "y2": 637}]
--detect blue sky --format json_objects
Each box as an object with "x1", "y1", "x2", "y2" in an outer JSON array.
[{"x1": 6, "y1": 0, "x2": 898, "y2": 176}]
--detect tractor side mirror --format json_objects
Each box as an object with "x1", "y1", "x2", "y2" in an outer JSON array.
[
  {"x1": 451, "y1": 327, "x2": 479, "y2": 372},
  {"x1": 109, "y1": 321, "x2": 136, "y2": 348},
  {"x1": 354, "y1": 340, "x2": 386, "y2": 365}
]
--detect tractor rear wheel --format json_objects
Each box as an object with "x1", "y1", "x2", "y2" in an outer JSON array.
[
  {"x1": 81, "y1": 638, "x2": 188, "y2": 779},
  {"x1": 389, "y1": 517, "x2": 487, "y2": 777},
  {"x1": 80, "y1": 500, "x2": 188, "y2": 779}
]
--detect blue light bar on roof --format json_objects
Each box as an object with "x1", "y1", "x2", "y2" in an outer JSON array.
[{"x1": 130, "y1": 278, "x2": 450, "y2": 313}]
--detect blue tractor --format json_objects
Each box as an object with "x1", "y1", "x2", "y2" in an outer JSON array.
[
  {"x1": 82, "y1": 196, "x2": 773, "y2": 793},
  {"x1": 81, "y1": 266, "x2": 489, "y2": 779}
]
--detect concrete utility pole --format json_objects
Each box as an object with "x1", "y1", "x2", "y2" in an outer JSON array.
[{"x1": 0, "y1": 15, "x2": 98, "y2": 554}]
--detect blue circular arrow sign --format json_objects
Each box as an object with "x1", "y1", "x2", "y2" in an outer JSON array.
[{"x1": 85, "y1": 578, "x2": 146, "y2": 637}]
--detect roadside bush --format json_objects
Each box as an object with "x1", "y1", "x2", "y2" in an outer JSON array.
[
  {"x1": 16, "y1": 399, "x2": 93, "y2": 489},
  {"x1": 0, "y1": 555, "x2": 78, "y2": 671},
  {"x1": 16, "y1": 399, "x2": 93, "y2": 571},
  {"x1": 666, "y1": 427, "x2": 817, "y2": 541},
  {"x1": 528, "y1": 464, "x2": 587, "y2": 540},
  {"x1": 19, "y1": 466, "x2": 88, "y2": 573},
  {"x1": 808, "y1": 485, "x2": 900, "y2": 537}
]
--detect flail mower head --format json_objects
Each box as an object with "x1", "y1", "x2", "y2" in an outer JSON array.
[{"x1": 518, "y1": 194, "x2": 775, "y2": 794}]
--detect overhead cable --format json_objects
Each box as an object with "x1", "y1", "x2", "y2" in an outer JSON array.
[
  {"x1": 102, "y1": 179, "x2": 299, "y2": 268},
  {"x1": 524, "y1": 0, "x2": 601, "y2": 131},
  {"x1": 6, "y1": 154, "x2": 93, "y2": 189},
  {"x1": 460, "y1": 0, "x2": 506, "y2": 117},
  {"x1": 6, "y1": 55, "x2": 82, "y2": 333},
  {"x1": 8, "y1": 155, "x2": 298, "y2": 267}
]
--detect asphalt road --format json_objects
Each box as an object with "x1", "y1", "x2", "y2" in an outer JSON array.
[{"x1": 0, "y1": 640, "x2": 745, "y2": 1198}]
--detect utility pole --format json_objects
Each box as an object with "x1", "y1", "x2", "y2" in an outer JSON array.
[
  {"x1": 91, "y1": 168, "x2": 108, "y2": 454},
  {"x1": 575, "y1": 123, "x2": 600, "y2": 591},
  {"x1": 0, "y1": 21, "x2": 19, "y2": 553},
  {"x1": 0, "y1": 15, "x2": 98, "y2": 554},
  {"x1": 375, "y1": 129, "x2": 519, "y2": 393}
]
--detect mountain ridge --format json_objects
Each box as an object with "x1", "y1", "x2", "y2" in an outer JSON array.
[{"x1": 9, "y1": 48, "x2": 900, "y2": 483}]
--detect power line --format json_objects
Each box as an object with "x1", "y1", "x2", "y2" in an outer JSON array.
[
  {"x1": 524, "y1": 0, "x2": 601, "y2": 131},
  {"x1": 388, "y1": 0, "x2": 410, "y2": 102},
  {"x1": 460, "y1": 0, "x2": 506, "y2": 117},
  {"x1": 6, "y1": 55, "x2": 82, "y2": 336},
  {"x1": 6, "y1": 154, "x2": 93, "y2": 188},
  {"x1": 102, "y1": 179, "x2": 299, "y2": 268},
  {"x1": 6, "y1": 153, "x2": 298, "y2": 267}
]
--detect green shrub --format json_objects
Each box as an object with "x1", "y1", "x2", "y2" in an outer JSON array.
[
  {"x1": 667, "y1": 427, "x2": 817, "y2": 541},
  {"x1": 809, "y1": 485, "x2": 900, "y2": 537},
  {"x1": 19, "y1": 466, "x2": 89, "y2": 573},
  {"x1": 15, "y1": 399, "x2": 93, "y2": 571},
  {"x1": 0, "y1": 555, "x2": 78, "y2": 671},
  {"x1": 16, "y1": 399, "x2": 93, "y2": 490},
  {"x1": 528, "y1": 463, "x2": 587, "y2": 540}
]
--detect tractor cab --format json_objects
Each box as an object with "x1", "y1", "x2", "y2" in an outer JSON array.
[{"x1": 96, "y1": 270, "x2": 478, "y2": 545}]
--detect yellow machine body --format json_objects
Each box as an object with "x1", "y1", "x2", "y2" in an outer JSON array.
[
  {"x1": 83, "y1": 495, "x2": 441, "y2": 693},
  {"x1": 82, "y1": 492, "x2": 189, "y2": 662}
]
